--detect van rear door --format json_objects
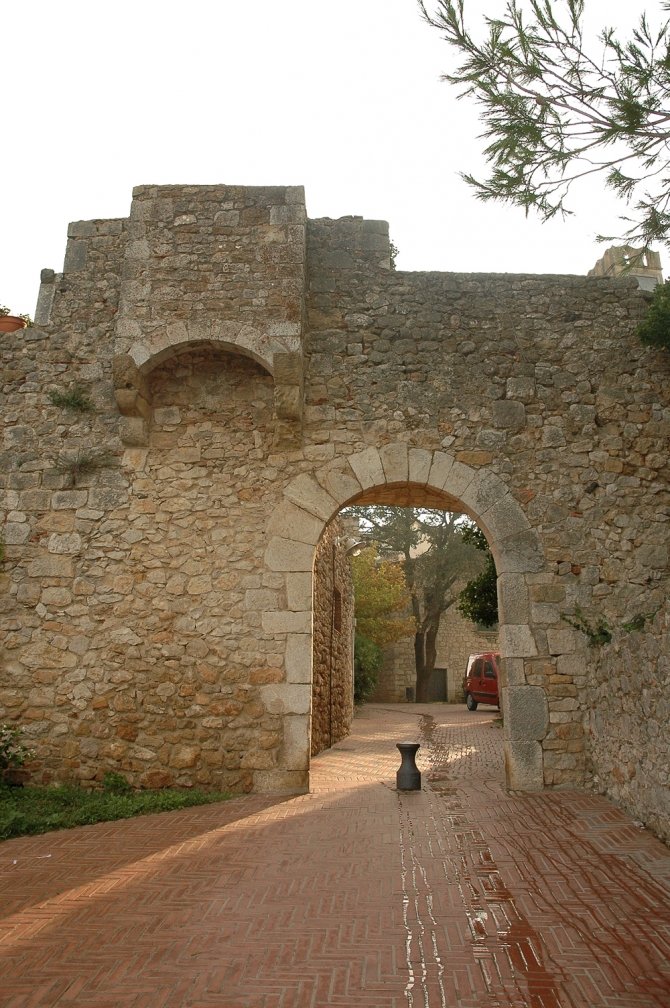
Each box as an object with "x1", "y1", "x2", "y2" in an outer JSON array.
[
  {"x1": 481, "y1": 659, "x2": 498, "y2": 705},
  {"x1": 468, "y1": 658, "x2": 484, "y2": 700}
]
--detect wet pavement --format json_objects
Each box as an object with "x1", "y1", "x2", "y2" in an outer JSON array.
[{"x1": 1, "y1": 703, "x2": 669, "y2": 1006}]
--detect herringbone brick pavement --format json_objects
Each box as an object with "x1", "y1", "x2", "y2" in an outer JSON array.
[{"x1": 1, "y1": 703, "x2": 669, "y2": 1007}]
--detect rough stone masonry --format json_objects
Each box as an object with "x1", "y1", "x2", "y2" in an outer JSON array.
[{"x1": 0, "y1": 184, "x2": 668, "y2": 829}]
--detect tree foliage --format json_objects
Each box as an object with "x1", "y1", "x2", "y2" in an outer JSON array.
[
  {"x1": 420, "y1": 0, "x2": 670, "y2": 247},
  {"x1": 343, "y1": 506, "x2": 484, "y2": 702},
  {"x1": 635, "y1": 277, "x2": 670, "y2": 346},
  {"x1": 353, "y1": 633, "x2": 386, "y2": 703},
  {"x1": 457, "y1": 522, "x2": 499, "y2": 627},
  {"x1": 351, "y1": 545, "x2": 416, "y2": 646}
]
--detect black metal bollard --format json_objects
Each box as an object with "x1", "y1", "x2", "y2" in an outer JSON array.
[{"x1": 396, "y1": 742, "x2": 421, "y2": 791}]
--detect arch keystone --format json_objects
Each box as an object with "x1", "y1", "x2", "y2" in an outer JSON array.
[
  {"x1": 379, "y1": 442, "x2": 409, "y2": 484},
  {"x1": 408, "y1": 448, "x2": 432, "y2": 485}
]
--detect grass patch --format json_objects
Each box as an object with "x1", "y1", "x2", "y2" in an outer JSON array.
[{"x1": 0, "y1": 776, "x2": 233, "y2": 842}]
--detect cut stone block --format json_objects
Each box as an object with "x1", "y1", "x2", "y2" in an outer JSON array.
[
  {"x1": 258, "y1": 683, "x2": 311, "y2": 715},
  {"x1": 499, "y1": 624, "x2": 538, "y2": 658},
  {"x1": 285, "y1": 634, "x2": 312, "y2": 683},
  {"x1": 503, "y1": 684, "x2": 549, "y2": 740},
  {"x1": 379, "y1": 442, "x2": 409, "y2": 484},
  {"x1": 279, "y1": 715, "x2": 310, "y2": 770},
  {"x1": 253, "y1": 769, "x2": 308, "y2": 794},
  {"x1": 348, "y1": 447, "x2": 385, "y2": 489},
  {"x1": 408, "y1": 448, "x2": 432, "y2": 485},
  {"x1": 261, "y1": 610, "x2": 312, "y2": 634},
  {"x1": 428, "y1": 451, "x2": 455, "y2": 491},
  {"x1": 505, "y1": 740, "x2": 544, "y2": 790},
  {"x1": 267, "y1": 501, "x2": 323, "y2": 546},
  {"x1": 284, "y1": 474, "x2": 338, "y2": 521},
  {"x1": 265, "y1": 537, "x2": 315, "y2": 572},
  {"x1": 495, "y1": 529, "x2": 545, "y2": 574},
  {"x1": 286, "y1": 573, "x2": 313, "y2": 611},
  {"x1": 497, "y1": 573, "x2": 530, "y2": 624},
  {"x1": 444, "y1": 460, "x2": 476, "y2": 501},
  {"x1": 479, "y1": 494, "x2": 531, "y2": 543}
]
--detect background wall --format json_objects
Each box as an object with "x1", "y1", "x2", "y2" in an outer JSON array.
[{"x1": 373, "y1": 606, "x2": 498, "y2": 704}]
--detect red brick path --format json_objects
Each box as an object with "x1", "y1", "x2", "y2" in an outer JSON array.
[{"x1": 1, "y1": 704, "x2": 669, "y2": 1007}]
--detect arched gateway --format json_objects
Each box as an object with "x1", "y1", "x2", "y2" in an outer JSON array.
[
  {"x1": 2, "y1": 184, "x2": 668, "y2": 806},
  {"x1": 267, "y1": 444, "x2": 550, "y2": 792}
]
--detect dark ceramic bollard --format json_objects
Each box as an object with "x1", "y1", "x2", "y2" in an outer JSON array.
[{"x1": 396, "y1": 742, "x2": 421, "y2": 790}]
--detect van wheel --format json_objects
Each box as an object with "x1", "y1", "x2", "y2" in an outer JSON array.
[{"x1": 466, "y1": 693, "x2": 478, "y2": 711}]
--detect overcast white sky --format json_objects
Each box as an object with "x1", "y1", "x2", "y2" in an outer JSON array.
[{"x1": 0, "y1": 0, "x2": 657, "y2": 316}]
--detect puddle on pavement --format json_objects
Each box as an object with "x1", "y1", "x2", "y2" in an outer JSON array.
[{"x1": 403, "y1": 710, "x2": 566, "y2": 1007}]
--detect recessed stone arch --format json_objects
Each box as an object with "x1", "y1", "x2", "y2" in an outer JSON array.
[{"x1": 263, "y1": 442, "x2": 556, "y2": 794}]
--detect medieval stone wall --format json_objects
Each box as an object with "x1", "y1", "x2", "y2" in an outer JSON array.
[
  {"x1": 1, "y1": 183, "x2": 669, "y2": 801},
  {"x1": 311, "y1": 519, "x2": 354, "y2": 755},
  {"x1": 587, "y1": 605, "x2": 670, "y2": 842}
]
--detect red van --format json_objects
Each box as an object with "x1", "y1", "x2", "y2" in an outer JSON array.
[{"x1": 464, "y1": 652, "x2": 500, "y2": 710}]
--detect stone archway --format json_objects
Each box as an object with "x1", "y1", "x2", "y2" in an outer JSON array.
[{"x1": 264, "y1": 442, "x2": 552, "y2": 793}]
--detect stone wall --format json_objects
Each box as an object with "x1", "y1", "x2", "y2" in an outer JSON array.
[
  {"x1": 1, "y1": 183, "x2": 669, "y2": 799},
  {"x1": 311, "y1": 519, "x2": 354, "y2": 755},
  {"x1": 587, "y1": 605, "x2": 670, "y2": 843},
  {"x1": 374, "y1": 606, "x2": 498, "y2": 703}
]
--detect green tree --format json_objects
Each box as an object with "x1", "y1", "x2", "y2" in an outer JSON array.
[
  {"x1": 344, "y1": 507, "x2": 484, "y2": 702},
  {"x1": 351, "y1": 545, "x2": 416, "y2": 646},
  {"x1": 353, "y1": 634, "x2": 386, "y2": 703},
  {"x1": 420, "y1": 0, "x2": 670, "y2": 248},
  {"x1": 457, "y1": 523, "x2": 499, "y2": 627},
  {"x1": 635, "y1": 276, "x2": 670, "y2": 347}
]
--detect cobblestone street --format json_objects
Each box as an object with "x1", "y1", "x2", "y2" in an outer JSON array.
[{"x1": 1, "y1": 703, "x2": 669, "y2": 1007}]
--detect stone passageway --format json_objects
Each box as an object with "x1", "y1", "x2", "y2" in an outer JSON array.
[{"x1": 1, "y1": 704, "x2": 669, "y2": 1007}]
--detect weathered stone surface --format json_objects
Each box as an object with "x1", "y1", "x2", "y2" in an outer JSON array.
[
  {"x1": 586, "y1": 604, "x2": 670, "y2": 843},
  {"x1": 265, "y1": 538, "x2": 315, "y2": 572},
  {"x1": 504, "y1": 685, "x2": 549, "y2": 741},
  {"x1": 505, "y1": 740, "x2": 544, "y2": 791},
  {"x1": 311, "y1": 519, "x2": 354, "y2": 754},
  {"x1": 499, "y1": 624, "x2": 538, "y2": 658}
]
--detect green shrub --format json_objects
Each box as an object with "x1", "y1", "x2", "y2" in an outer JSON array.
[
  {"x1": 561, "y1": 605, "x2": 612, "y2": 647},
  {"x1": 0, "y1": 724, "x2": 34, "y2": 772},
  {"x1": 0, "y1": 782, "x2": 232, "y2": 842},
  {"x1": 48, "y1": 383, "x2": 94, "y2": 412},
  {"x1": 635, "y1": 279, "x2": 670, "y2": 349},
  {"x1": 102, "y1": 771, "x2": 132, "y2": 794},
  {"x1": 354, "y1": 633, "x2": 385, "y2": 703},
  {"x1": 54, "y1": 449, "x2": 116, "y2": 486}
]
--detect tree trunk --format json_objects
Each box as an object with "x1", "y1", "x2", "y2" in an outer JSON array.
[
  {"x1": 415, "y1": 622, "x2": 439, "y2": 702},
  {"x1": 413, "y1": 629, "x2": 426, "y2": 700}
]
